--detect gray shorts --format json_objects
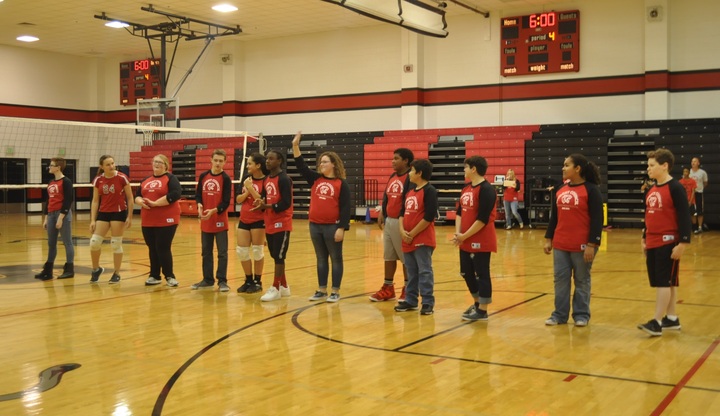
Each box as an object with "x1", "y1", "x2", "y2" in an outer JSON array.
[{"x1": 383, "y1": 217, "x2": 404, "y2": 263}]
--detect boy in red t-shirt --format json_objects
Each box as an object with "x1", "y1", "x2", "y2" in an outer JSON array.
[{"x1": 394, "y1": 159, "x2": 438, "y2": 315}]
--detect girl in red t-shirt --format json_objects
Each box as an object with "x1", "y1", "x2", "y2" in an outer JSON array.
[
  {"x1": 89, "y1": 155, "x2": 134, "y2": 284},
  {"x1": 503, "y1": 169, "x2": 523, "y2": 229},
  {"x1": 236, "y1": 153, "x2": 268, "y2": 294}
]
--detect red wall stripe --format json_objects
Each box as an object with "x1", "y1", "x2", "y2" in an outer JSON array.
[{"x1": 2, "y1": 70, "x2": 718, "y2": 122}]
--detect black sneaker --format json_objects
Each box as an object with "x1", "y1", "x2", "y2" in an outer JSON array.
[
  {"x1": 661, "y1": 316, "x2": 681, "y2": 330},
  {"x1": 245, "y1": 281, "x2": 263, "y2": 294},
  {"x1": 462, "y1": 306, "x2": 489, "y2": 321},
  {"x1": 394, "y1": 301, "x2": 419, "y2": 312},
  {"x1": 638, "y1": 319, "x2": 662, "y2": 336},
  {"x1": 237, "y1": 281, "x2": 253, "y2": 293},
  {"x1": 90, "y1": 267, "x2": 104, "y2": 283},
  {"x1": 191, "y1": 280, "x2": 214, "y2": 290},
  {"x1": 108, "y1": 273, "x2": 121, "y2": 284},
  {"x1": 420, "y1": 304, "x2": 434, "y2": 315}
]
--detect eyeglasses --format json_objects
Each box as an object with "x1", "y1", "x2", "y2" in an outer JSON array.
[
  {"x1": 49, "y1": 164, "x2": 57, "y2": 167},
  {"x1": 152, "y1": 161, "x2": 165, "y2": 165}
]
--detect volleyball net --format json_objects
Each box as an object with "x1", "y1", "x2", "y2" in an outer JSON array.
[{"x1": 0, "y1": 116, "x2": 264, "y2": 213}]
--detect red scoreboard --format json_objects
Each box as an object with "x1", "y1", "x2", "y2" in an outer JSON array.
[
  {"x1": 500, "y1": 10, "x2": 580, "y2": 77},
  {"x1": 119, "y1": 59, "x2": 163, "y2": 105}
]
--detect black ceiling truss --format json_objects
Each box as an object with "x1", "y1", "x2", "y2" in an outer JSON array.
[{"x1": 94, "y1": 5, "x2": 242, "y2": 98}]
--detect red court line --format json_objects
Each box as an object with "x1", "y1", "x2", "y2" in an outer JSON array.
[{"x1": 651, "y1": 337, "x2": 720, "y2": 416}]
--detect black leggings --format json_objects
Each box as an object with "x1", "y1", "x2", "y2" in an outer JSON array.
[
  {"x1": 142, "y1": 225, "x2": 178, "y2": 279},
  {"x1": 459, "y1": 250, "x2": 493, "y2": 303}
]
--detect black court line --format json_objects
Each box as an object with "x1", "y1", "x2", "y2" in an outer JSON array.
[{"x1": 152, "y1": 289, "x2": 720, "y2": 414}]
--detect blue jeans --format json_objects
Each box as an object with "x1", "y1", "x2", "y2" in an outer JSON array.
[
  {"x1": 202, "y1": 230, "x2": 228, "y2": 283},
  {"x1": 404, "y1": 245, "x2": 435, "y2": 307},
  {"x1": 309, "y1": 223, "x2": 344, "y2": 290},
  {"x1": 503, "y1": 200, "x2": 522, "y2": 227},
  {"x1": 551, "y1": 249, "x2": 595, "y2": 323},
  {"x1": 46, "y1": 210, "x2": 74, "y2": 263}
]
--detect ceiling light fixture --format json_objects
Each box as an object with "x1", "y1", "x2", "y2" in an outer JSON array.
[
  {"x1": 105, "y1": 21, "x2": 130, "y2": 28},
  {"x1": 323, "y1": 0, "x2": 449, "y2": 38},
  {"x1": 212, "y1": 4, "x2": 238, "y2": 13},
  {"x1": 17, "y1": 35, "x2": 39, "y2": 42}
]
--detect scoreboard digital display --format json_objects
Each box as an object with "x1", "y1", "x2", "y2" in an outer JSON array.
[
  {"x1": 119, "y1": 59, "x2": 163, "y2": 105},
  {"x1": 500, "y1": 10, "x2": 580, "y2": 77}
]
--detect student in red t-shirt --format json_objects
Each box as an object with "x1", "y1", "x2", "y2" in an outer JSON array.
[
  {"x1": 394, "y1": 159, "x2": 438, "y2": 316},
  {"x1": 370, "y1": 148, "x2": 413, "y2": 303},
  {"x1": 191, "y1": 150, "x2": 232, "y2": 292},
  {"x1": 89, "y1": 155, "x2": 134, "y2": 284},
  {"x1": 453, "y1": 156, "x2": 497, "y2": 321},
  {"x1": 543, "y1": 154, "x2": 603, "y2": 327},
  {"x1": 35, "y1": 157, "x2": 75, "y2": 281},
  {"x1": 678, "y1": 167, "x2": 696, "y2": 221},
  {"x1": 503, "y1": 168, "x2": 524, "y2": 230},
  {"x1": 254, "y1": 150, "x2": 294, "y2": 302},
  {"x1": 292, "y1": 132, "x2": 351, "y2": 302},
  {"x1": 236, "y1": 153, "x2": 268, "y2": 294},
  {"x1": 638, "y1": 149, "x2": 692, "y2": 336},
  {"x1": 134, "y1": 154, "x2": 182, "y2": 287}
]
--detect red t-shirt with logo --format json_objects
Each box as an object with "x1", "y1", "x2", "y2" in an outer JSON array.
[
  {"x1": 645, "y1": 179, "x2": 692, "y2": 249},
  {"x1": 196, "y1": 170, "x2": 231, "y2": 233},
  {"x1": 458, "y1": 181, "x2": 497, "y2": 253},
  {"x1": 240, "y1": 176, "x2": 266, "y2": 224},
  {"x1": 263, "y1": 172, "x2": 293, "y2": 234},
  {"x1": 92, "y1": 171, "x2": 131, "y2": 212},
  {"x1": 400, "y1": 184, "x2": 438, "y2": 253},
  {"x1": 138, "y1": 173, "x2": 181, "y2": 227},
  {"x1": 383, "y1": 171, "x2": 410, "y2": 219}
]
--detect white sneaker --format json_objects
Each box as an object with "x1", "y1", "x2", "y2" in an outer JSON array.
[
  {"x1": 145, "y1": 276, "x2": 162, "y2": 286},
  {"x1": 166, "y1": 277, "x2": 179, "y2": 287},
  {"x1": 261, "y1": 286, "x2": 281, "y2": 302},
  {"x1": 279, "y1": 285, "x2": 291, "y2": 297},
  {"x1": 520, "y1": 223, "x2": 524, "y2": 229}
]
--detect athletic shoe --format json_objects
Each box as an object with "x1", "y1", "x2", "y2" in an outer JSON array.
[
  {"x1": 505, "y1": 225, "x2": 512, "y2": 230},
  {"x1": 420, "y1": 304, "x2": 434, "y2": 315},
  {"x1": 191, "y1": 280, "x2": 214, "y2": 290},
  {"x1": 261, "y1": 286, "x2": 281, "y2": 302},
  {"x1": 398, "y1": 286, "x2": 407, "y2": 302},
  {"x1": 108, "y1": 273, "x2": 121, "y2": 284},
  {"x1": 279, "y1": 285, "x2": 291, "y2": 297},
  {"x1": 694, "y1": 229, "x2": 702, "y2": 234},
  {"x1": 308, "y1": 291, "x2": 327, "y2": 301},
  {"x1": 369, "y1": 284, "x2": 395, "y2": 302},
  {"x1": 218, "y1": 282, "x2": 230, "y2": 292},
  {"x1": 462, "y1": 306, "x2": 488, "y2": 321},
  {"x1": 145, "y1": 276, "x2": 162, "y2": 286},
  {"x1": 327, "y1": 293, "x2": 340, "y2": 303},
  {"x1": 574, "y1": 319, "x2": 588, "y2": 327},
  {"x1": 638, "y1": 319, "x2": 662, "y2": 336},
  {"x1": 166, "y1": 277, "x2": 179, "y2": 287},
  {"x1": 519, "y1": 223, "x2": 524, "y2": 229},
  {"x1": 661, "y1": 316, "x2": 681, "y2": 330},
  {"x1": 237, "y1": 281, "x2": 253, "y2": 293},
  {"x1": 394, "y1": 301, "x2": 418, "y2": 312},
  {"x1": 462, "y1": 305, "x2": 475, "y2": 319},
  {"x1": 246, "y1": 282, "x2": 263, "y2": 294},
  {"x1": 545, "y1": 317, "x2": 560, "y2": 326},
  {"x1": 90, "y1": 267, "x2": 104, "y2": 283}
]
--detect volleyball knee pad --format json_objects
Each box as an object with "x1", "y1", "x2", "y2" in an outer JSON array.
[
  {"x1": 110, "y1": 237, "x2": 123, "y2": 254},
  {"x1": 236, "y1": 246, "x2": 251, "y2": 261},
  {"x1": 251, "y1": 245, "x2": 265, "y2": 261},
  {"x1": 89, "y1": 234, "x2": 103, "y2": 251}
]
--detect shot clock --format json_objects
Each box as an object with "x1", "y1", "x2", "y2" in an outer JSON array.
[
  {"x1": 119, "y1": 59, "x2": 163, "y2": 105},
  {"x1": 500, "y1": 10, "x2": 580, "y2": 76}
]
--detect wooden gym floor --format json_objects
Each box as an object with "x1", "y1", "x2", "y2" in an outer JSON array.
[{"x1": 0, "y1": 212, "x2": 718, "y2": 415}]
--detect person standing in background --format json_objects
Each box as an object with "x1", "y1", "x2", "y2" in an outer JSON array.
[
  {"x1": 35, "y1": 158, "x2": 75, "y2": 281},
  {"x1": 89, "y1": 155, "x2": 134, "y2": 284},
  {"x1": 192, "y1": 150, "x2": 232, "y2": 292},
  {"x1": 503, "y1": 169, "x2": 523, "y2": 230},
  {"x1": 688, "y1": 157, "x2": 708, "y2": 234},
  {"x1": 369, "y1": 148, "x2": 414, "y2": 303},
  {"x1": 678, "y1": 168, "x2": 696, "y2": 226},
  {"x1": 236, "y1": 153, "x2": 268, "y2": 294},
  {"x1": 135, "y1": 154, "x2": 182, "y2": 287}
]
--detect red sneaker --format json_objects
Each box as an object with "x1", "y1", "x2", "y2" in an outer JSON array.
[
  {"x1": 369, "y1": 284, "x2": 396, "y2": 302},
  {"x1": 398, "y1": 286, "x2": 406, "y2": 302}
]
